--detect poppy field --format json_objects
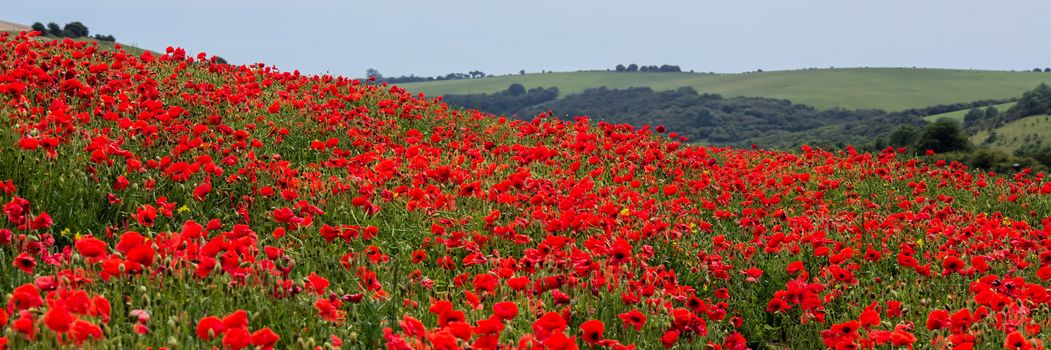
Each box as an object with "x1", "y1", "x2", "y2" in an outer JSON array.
[{"x1": 2, "y1": 31, "x2": 1051, "y2": 349}]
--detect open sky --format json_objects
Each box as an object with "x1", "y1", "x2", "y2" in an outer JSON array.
[{"x1": 5, "y1": 0, "x2": 1051, "y2": 78}]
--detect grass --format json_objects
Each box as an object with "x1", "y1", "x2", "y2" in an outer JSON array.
[
  {"x1": 972, "y1": 114, "x2": 1051, "y2": 152},
  {"x1": 923, "y1": 102, "x2": 1016, "y2": 123},
  {"x1": 399, "y1": 68, "x2": 1051, "y2": 111}
]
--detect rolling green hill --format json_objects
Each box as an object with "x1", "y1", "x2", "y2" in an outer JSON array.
[
  {"x1": 972, "y1": 115, "x2": 1051, "y2": 152},
  {"x1": 400, "y1": 68, "x2": 1051, "y2": 111},
  {"x1": 923, "y1": 102, "x2": 1016, "y2": 123}
]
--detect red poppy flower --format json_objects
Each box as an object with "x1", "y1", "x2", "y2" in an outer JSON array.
[
  {"x1": 315, "y1": 298, "x2": 345, "y2": 322},
  {"x1": 43, "y1": 306, "x2": 76, "y2": 333},
  {"x1": 886, "y1": 300, "x2": 902, "y2": 318},
  {"x1": 30, "y1": 212, "x2": 52, "y2": 230},
  {"x1": 222, "y1": 310, "x2": 248, "y2": 330},
  {"x1": 11, "y1": 284, "x2": 43, "y2": 310},
  {"x1": 306, "y1": 272, "x2": 330, "y2": 295},
  {"x1": 18, "y1": 136, "x2": 39, "y2": 150},
  {"x1": 222, "y1": 327, "x2": 251, "y2": 350},
  {"x1": 661, "y1": 329, "x2": 680, "y2": 349},
  {"x1": 196, "y1": 316, "x2": 225, "y2": 340},
  {"x1": 134, "y1": 205, "x2": 157, "y2": 227},
  {"x1": 492, "y1": 301, "x2": 518, "y2": 321},
  {"x1": 13, "y1": 252, "x2": 35, "y2": 274},
  {"x1": 13, "y1": 311, "x2": 36, "y2": 340},
  {"x1": 70, "y1": 319, "x2": 102, "y2": 342},
  {"x1": 579, "y1": 319, "x2": 604, "y2": 344},
  {"x1": 532, "y1": 312, "x2": 567, "y2": 340},
  {"x1": 251, "y1": 327, "x2": 280, "y2": 349},
  {"x1": 618, "y1": 309, "x2": 646, "y2": 331},
  {"x1": 859, "y1": 305, "x2": 880, "y2": 329},
  {"x1": 193, "y1": 181, "x2": 212, "y2": 201},
  {"x1": 542, "y1": 331, "x2": 577, "y2": 350},
  {"x1": 75, "y1": 237, "x2": 108, "y2": 258},
  {"x1": 926, "y1": 309, "x2": 949, "y2": 331}
]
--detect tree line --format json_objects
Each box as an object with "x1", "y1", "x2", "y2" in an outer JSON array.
[
  {"x1": 366, "y1": 69, "x2": 488, "y2": 84},
  {"x1": 31, "y1": 21, "x2": 116, "y2": 42},
  {"x1": 441, "y1": 84, "x2": 558, "y2": 116},
  {"x1": 613, "y1": 64, "x2": 682, "y2": 72}
]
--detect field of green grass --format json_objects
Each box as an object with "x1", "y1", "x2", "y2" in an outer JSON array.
[
  {"x1": 923, "y1": 102, "x2": 1016, "y2": 123},
  {"x1": 400, "y1": 68, "x2": 1051, "y2": 111},
  {"x1": 972, "y1": 115, "x2": 1051, "y2": 151}
]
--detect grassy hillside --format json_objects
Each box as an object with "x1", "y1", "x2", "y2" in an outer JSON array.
[
  {"x1": 401, "y1": 68, "x2": 1051, "y2": 111},
  {"x1": 1, "y1": 20, "x2": 151, "y2": 56},
  {"x1": 972, "y1": 114, "x2": 1051, "y2": 151},
  {"x1": 923, "y1": 102, "x2": 1016, "y2": 123}
]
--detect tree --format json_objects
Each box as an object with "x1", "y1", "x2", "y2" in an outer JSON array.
[
  {"x1": 659, "y1": 65, "x2": 681, "y2": 72},
  {"x1": 47, "y1": 22, "x2": 62, "y2": 37},
  {"x1": 963, "y1": 108, "x2": 984, "y2": 126},
  {"x1": 888, "y1": 124, "x2": 920, "y2": 148},
  {"x1": 62, "y1": 21, "x2": 89, "y2": 38},
  {"x1": 31, "y1": 22, "x2": 46, "y2": 34},
  {"x1": 626, "y1": 64, "x2": 638, "y2": 72},
  {"x1": 615, "y1": 64, "x2": 626, "y2": 72},
  {"x1": 519, "y1": 70, "x2": 525, "y2": 75},
  {"x1": 968, "y1": 148, "x2": 1010, "y2": 170},
  {"x1": 984, "y1": 106, "x2": 999, "y2": 118},
  {"x1": 365, "y1": 68, "x2": 382, "y2": 80},
  {"x1": 915, "y1": 119, "x2": 972, "y2": 153},
  {"x1": 507, "y1": 83, "x2": 526, "y2": 96}
]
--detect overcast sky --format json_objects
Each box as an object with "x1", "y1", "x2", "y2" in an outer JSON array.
[{"x1": 5, "y1": 0, "x2": 1050, "y2": 77}]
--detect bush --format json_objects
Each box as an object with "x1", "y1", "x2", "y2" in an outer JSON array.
[
  {"x1": 916, "y1": 119, "x2": 972, "y2": 153},
  {"x1": 46, "y1": 22, "x2": 62, "y2": 37},
  {"x1": 62, "y1": 21, "x2": 89, "y2": 38}
]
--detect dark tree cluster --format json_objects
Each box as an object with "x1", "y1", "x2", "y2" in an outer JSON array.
[
  {"x1": 31, "y1": 21, "x2": 116, "y2": 42},
  {"x1": 441, "y1": 84, "x2": 558, "y2": 117},
  {"x1": 446, "y1": 85, "x2": 922, "y2": 148},
  {"x1": 614, "y1": 64, "x2": 681, "y2": 72},
  {"x1": 1031, "y1": 68, "x2": 1051, "y2": 73}
]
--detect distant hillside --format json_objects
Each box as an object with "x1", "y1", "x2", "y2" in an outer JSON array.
[
  {"x1": 924, "y1": 102, "x2": 1015, "y2": 123},
  {"x1": 1, "y1": 19, "x2": 152, "y2": 57},
  {"x1": 0, "y1": 20, "x2": 31, "y2": 32},
  {"x1": 972, "y1": 115, "x2": 1051, "y2": 152},
  {"x1": 401, "y1": 68, "x2": 1051, "y2": 111}
]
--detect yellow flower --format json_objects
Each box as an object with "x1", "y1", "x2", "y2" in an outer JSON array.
[
  {"x1": 177, "y1": 205, "x2": 191, "y2": 214},
  {"x1": 60, "y1": 228, "x2": 72, "y2": 238},
  {"x1": 619, "y1": 208, "x2": 630, "y2": 217}
]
